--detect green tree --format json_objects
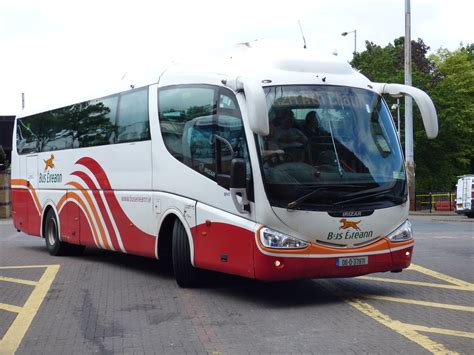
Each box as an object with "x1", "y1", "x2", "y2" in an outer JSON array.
[
  {"x1": 415, "y1": 46, "x2": 474, "y2": 190},
  {"x1": 351, "y1": 38, "x2": 473, "y2": 191}
]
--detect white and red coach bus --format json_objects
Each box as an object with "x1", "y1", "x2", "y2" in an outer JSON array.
[{"x1": 11, "y1": 45, "x2": 438, "y2": 287}]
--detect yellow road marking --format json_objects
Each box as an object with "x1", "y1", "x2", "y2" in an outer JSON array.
[
  {"x1": 0, "y1": 265, "x2": 55, "y2": 270},
  {"x1": 409, "y1": 264, "x2": 473, "y2": 288},
  {"x1": 365, "y1": 295, "x2": 474, "y2": 312},
  {"x1": 320, "y1": 280, "x2": 457, "y2": 354},
  {"x1": 408, "y1": 324, "x2": 474, "y2": 339},
  {"x1": 358, "y1": 276, "x2": 474, "y2": 291},
  {"x1": 0, "y1": 265, "x2": 60, "y2": 354},
  {"x1": 0, "y1": 303, "x2": 23, "y2": 313},
  {"x1": 0, "y1": 276, "x2": 38, "y2": 287}
]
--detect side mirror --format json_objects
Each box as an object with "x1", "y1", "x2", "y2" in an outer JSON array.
[
  {"x1": 373, "y1": 83, "x2": 438, "y2": 139},
  {"x1": 230, "y1": 158, "x2": 250, "y2": 213},
  {"x1": 227, "y1": 77, "x2": 269, "y2": 136}
]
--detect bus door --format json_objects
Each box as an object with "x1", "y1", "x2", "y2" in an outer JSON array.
[
  {"x1": 25, "y1": 155, "x2": 40, "y2": 234},
  {"x1": 193, "y1": 111, "x2": 255, "y2": 278}
]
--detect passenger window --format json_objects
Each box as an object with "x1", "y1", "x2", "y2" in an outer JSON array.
[
  {"x1": 17, "y1": 117, "x2": 40, "y2": 154},
  {"x1": 41, "y1": 108, "x2": 74, "y2": 151},
  {"x1": 159, "y1": 86, "x2": 250, "y2": 185},
  {"x1": 159, "y1": 86, "x2": 215, "y2": 167},
  {"x1": 78, "y1": 96, "x2": 117, "y2": 147},
  {"x1": 219, "y1": 94, "x2": 236, "y2": 109},
  {"x1": 116, "y1": 89, "x2": 150, "y2": 143}
]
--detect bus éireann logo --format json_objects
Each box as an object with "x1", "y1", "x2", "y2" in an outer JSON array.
[
  {"x1": 328, "y1": 219, "x2": 373, "y2": 242},
  {"x1": 39, "y1": 154, "x2": 62, "y2": 184},
  {"x1": 339, "y1": 219, "x2": 362, "y2": 231},
  {"x1": 44, "y1": 154, "x2": 55, "y2": 171}
]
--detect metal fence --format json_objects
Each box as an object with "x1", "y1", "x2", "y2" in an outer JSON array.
[{"x1": 415, "y1": 192, "x2": 456, "y2": 212}]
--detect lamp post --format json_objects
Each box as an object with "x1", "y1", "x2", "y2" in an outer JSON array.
[
  {"x1": 391, "y1": 98, "x2": 401, "y2": 138},
  {"x1": 341, "y1": 30, "x2": 357, "y2": 54}
]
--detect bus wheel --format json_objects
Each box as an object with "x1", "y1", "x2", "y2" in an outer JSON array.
[
  {"x1": 172, "y1": 220, "x2": 198, "y2": 287},
  {"x1": 44, "y1": 210, "x2": 84, "y2": 256}
]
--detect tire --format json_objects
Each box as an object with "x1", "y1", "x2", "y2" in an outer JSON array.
[
  {"x1": 172, "y1": 220, "x2": 198, "y2": 287},
  {"x1": 44, "y1": 209, "x2": 85, "y2": 256},
  {"x1": 466, "y1": 212, "x2": 474, "y2": 219}
]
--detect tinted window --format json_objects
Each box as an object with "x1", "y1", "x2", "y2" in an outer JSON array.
[
  {"x1": 16, "y1": 87, "x2": 151, "y2": 154},
  {"x1": 159, "y1": 87, "x2": 215, "y2": 162},
  {"x1": 77, "y1": 97, "x2": 117, "y2": 147},
  {"x1": 116, "y1": 89, "x2": 149, "y2": 143},
  {"x1": 159, "y1": 85, "x2": 250, "y2": 183},
  {"x1": 17, "y1": 116, "x2": 40, "y2": 154},
  {"x1": 41, "y1": 108, "x2": 74, "y2": 151}
]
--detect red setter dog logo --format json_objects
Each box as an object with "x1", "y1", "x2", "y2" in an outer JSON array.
[
  {"x1": 43, "y1": 154, "x2": 55, "y2": 171},
  {"x1": 339, "y1": 218, "x2": 362, "y2": 231}
]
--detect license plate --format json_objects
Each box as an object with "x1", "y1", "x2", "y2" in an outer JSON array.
[{"x1": 336, "y1": 256, "x2": 368, "y2": 267}]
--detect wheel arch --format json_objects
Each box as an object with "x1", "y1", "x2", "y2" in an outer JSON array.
[
  {"x1": 40, "y1": 202, "x2": 60, "y2": 240},
  {"x1": 157, "y1": 209, "x2": 195, "y2": 266}
]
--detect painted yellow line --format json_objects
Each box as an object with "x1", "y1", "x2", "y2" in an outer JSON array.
[
  {"x1": 408, "y1": 324, "x2": 474, "y2": 339},
  {"x1": 358, "y1": 276, "x2": 474, "y2": 291},
  {"x1": 0, "y1": 303, "x2": 23, "y2": 314},
  {"x1": 409, "y1": 264, "x2": 473, "y2": 288},
  {"x1": 365, "y1": 295, "x2": 474, "y2": 312},
  {"x1": 0, "y1": 265, "x2": 56, "y2": 270},
  {"x1": 0, "y1": 265, "x2": 60, "y2": 354},
  {"x1": 0, "y1": 276, "x2": 38, "y2": 287},
  {"x1": 320, "y1": 280, "x2": 457, "y2": 354}
]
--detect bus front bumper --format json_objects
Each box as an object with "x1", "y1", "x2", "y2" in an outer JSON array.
[{"x1": 253, "y1": 238, "x2": 413, "y2": 281}]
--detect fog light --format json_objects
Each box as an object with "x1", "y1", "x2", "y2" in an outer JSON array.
[
  {"x1": 275, "y1": 260, "x2": 281, "y2": 267},
  {"x1": 405, "y1": 251, "x2": 411, "y2": 257}
]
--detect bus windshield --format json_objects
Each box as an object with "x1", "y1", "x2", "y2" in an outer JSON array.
[{"x1": 257, "y1": 85, "x2": 406, "y2": 210}]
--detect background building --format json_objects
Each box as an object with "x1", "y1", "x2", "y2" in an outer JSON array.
[{"x1": 0, "y1": 115, "x2": 15, "y2": 169}]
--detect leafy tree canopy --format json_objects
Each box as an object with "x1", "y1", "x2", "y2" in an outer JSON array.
[{"x1": 351, "y1": 38, "x2": 473, "y2": 191}]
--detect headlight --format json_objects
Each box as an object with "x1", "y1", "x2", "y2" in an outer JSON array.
[
  {"x1": 259, "y1": 227, "x2": 308, "y2": 249},
  {"x1": 387, "y1": 220, "x2": 413, "y2": 242}
]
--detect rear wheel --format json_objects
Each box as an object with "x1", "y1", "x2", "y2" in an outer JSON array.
[
  {"x1": 172, "y1": 220, "x2": 198, "y2": 287},
  {"x1": 44, "y1": 209, "x2": 84, "y2": 256}
]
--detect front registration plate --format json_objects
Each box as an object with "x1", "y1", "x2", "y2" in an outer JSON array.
[{"x1": 336, "y1": 256, "x2": 368, "y2": 267}]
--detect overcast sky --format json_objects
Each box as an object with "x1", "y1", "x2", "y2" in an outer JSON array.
[{"x1": 1, "y1": 0, "x2": 473, "y2": 115}]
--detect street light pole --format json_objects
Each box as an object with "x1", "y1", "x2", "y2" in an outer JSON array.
[
  {"x1": 404, "y1": 0, "x2": 415, "y2": 210},
  {"x1": 341, "y1": 30, "x2": 357, "y2": 54}
]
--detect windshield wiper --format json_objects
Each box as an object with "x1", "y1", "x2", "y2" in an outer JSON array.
[
  {"x1": 287, "y1": 184, "x2": 361, "y2": 210},
  {"x1": 328, "y1": 119, "x2": 344, "y2": 177},
  {"x1": 334, "y1": 188, "x2": 405, "y2": 205}
]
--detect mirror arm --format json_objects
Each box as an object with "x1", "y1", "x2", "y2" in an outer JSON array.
[
  {"x1": 373, "y1": 83, "x2": 438, "y2": 139},
  {"x1": 230, "y1": 188, "x2": 250, "y2": 214}
]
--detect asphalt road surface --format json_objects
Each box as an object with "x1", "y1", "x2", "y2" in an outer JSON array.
[{"x1": 0, "y1": 214, "x2": 473, "y2": 354}]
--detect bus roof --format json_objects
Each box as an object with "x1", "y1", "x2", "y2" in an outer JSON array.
[{"x1": 18, "y1": 42, "x2": 375, "y2": 118}]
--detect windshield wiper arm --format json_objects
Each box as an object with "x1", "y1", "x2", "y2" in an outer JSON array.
[
  {"x1": 328, "y1": 119, "x2": 343, "y2": 177},
  {"x1": 287, "y1": 188, "x2": 326, "y2": 210},
  {"x1": 287, "y1": 184, "x2": 361, "y2": 210},
  {"x1": 334, "y1": 188, "x2": 404, "y2": 205}
]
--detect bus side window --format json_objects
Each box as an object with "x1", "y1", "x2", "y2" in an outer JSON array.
[
  {"x1": 116, "y1": 88, "x2": 150, "y2": 143},
  {"x1": 216, "y1": 90, "x2": 250, "y2": 181},
  {"x1": 159, "y1": 86, "x2": 216, "y2": 179},
  {"x1": 159, "y1": 86, "x2": 251, "y2": 187},
  {"x1": 78, "y1": 96, "x2": 118, "y2": 147},
  {"x1": 17, "y1": 117, "x2": 39, "y2": 154}
]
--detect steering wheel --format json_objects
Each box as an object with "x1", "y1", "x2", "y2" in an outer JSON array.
[{"x1": 263, "y1": 151, "x2": 294, "y2": 166}]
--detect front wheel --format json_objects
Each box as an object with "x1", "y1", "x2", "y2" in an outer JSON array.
[{"x1": 172, "y1": 220, "x2": 199, "y2": 287}]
